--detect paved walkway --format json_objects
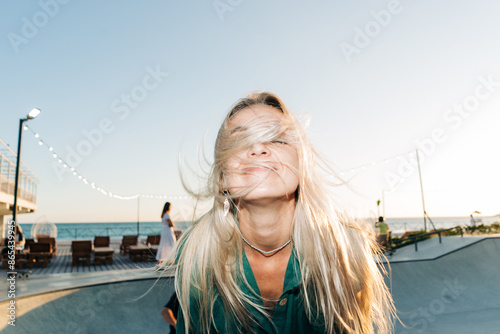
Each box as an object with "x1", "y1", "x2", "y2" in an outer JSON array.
[
  {"x1": 1, "y1": 277, "x2": 175, "y2": 333},
  {"x1": 1, "y1": 239, "x2": 157, "y2": 277},
  {"x1": 379, "y1": 235, "x2": 489, "y2": 263},
  {"x1": 385, "y1": 236, "x2": 500, "y2": 333},
  {"x1": 1, "y1": 235, "x2": 499, "y2": 333}
]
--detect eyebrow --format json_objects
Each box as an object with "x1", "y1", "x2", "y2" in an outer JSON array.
[{"x1": 230, "y1": 126, "x2": 248, "y2": 135}]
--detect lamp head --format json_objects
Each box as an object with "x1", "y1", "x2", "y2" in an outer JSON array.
[{"x1": 27, "y1": 108, "x2": 41, "y2": 119}]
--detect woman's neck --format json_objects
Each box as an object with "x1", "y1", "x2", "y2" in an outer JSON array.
[{"x1": 237, "y1": 198, "x2": 295, "y2": 252}]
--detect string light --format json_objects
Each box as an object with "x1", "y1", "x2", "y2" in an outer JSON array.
[
  {"x1": 338, "y1": 150, "x2": 415, "y2": 177},
  {"x1": 25, "y1": 125, "x2": 193, "y2": 201}
]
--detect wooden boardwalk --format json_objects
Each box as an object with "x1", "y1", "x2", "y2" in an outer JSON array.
[{"x1": 2, "y1": 241, "x2": 158, "y2": 277}]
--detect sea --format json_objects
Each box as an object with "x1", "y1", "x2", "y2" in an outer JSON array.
[{"x1": 18, "y1": 216, "x2": 499, "y2": 240}]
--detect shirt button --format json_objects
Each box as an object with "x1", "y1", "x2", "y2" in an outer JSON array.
[{"x1": 279, "y1": 298, "x2": 287, "y2": 307}]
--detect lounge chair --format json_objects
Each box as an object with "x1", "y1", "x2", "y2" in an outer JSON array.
[
  {"x1": 71, "y1": 240, "x2": 92, "y2": 266},
  {"x1": 94, "y1": 236, "x2": 110, "y2": 247},
  {"x1": 142, "y1": 235, "x2": 161, "y2": 260},
  {"x1": 120, "y1": 235, "x2": 138, "y2": 255},
  {"x1": 28, "y1": 243, "x2": 52, "y2": 268},
  {"x1": 38, "y1": 237, "x2": 57, "y2": 257},
  {"x1": 144, "y1": 235, "x2": 161, "y2": 246},
  {"x1": 93, "y1": 236, "x2": 113, "y2": 265},
  {"x1": 25, "y1": 238, "x2": 35, "y2": 252}
]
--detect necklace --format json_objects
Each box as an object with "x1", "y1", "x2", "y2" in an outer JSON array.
[{"x1": 241, "y1": 234, "x2": 292, "y2": 256}]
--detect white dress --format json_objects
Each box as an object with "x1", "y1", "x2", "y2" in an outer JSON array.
[{"x1": 156, "y1": 213, "x2": 177, "y2": 261}]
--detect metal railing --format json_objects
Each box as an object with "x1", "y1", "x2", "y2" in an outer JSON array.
[
  {"x1": 391, "y1": 226, "x2": 464, "y2": 252},
  {"x1": 0, "y1": 139, "x2": 39, "y2": 204},
  {"x1": 28, "y1": 226, "x2": 166, "y2": 240}
]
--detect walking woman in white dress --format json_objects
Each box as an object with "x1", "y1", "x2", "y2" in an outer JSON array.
[{"x1": 157, "y1": 202, "x2": 176, "y2": 263}]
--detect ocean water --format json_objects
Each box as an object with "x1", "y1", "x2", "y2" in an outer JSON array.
[
  {"x1": 18, "y1": 216, "x2": 498, "y2": 240},
  {"x1": 19, "y1": 221, "x2": 193, "y2": 240},
  {"x1": 385, "y1": 216, "x2": 499, "y2": 233}
]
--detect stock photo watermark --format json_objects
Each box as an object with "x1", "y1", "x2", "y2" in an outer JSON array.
[
  {"x1": 401, "y1": 277, "x2": 466, "y2": 333},
  {"x1": 7, "y1": 0, "x2": 72, "y2": 54},
  {"x1": 5, "y1": 220, "x2": 18, "y2": 327},
  {"x1": 66, "y1": 275, "x2": 130, "y2": 334},
  {"x1": 339, "y1": 0, "x2": 406, "y2": 63},
  {"x1": 50, "y1": 65, "x2": 169, "y2": 181},
  {"x1": 384, "y1": 74, "x2": 499, "y2": 189},
  {"x1": 213, "y1": 0, "x2": 244, "y2": 21}
]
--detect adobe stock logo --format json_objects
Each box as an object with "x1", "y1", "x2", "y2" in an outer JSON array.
[
  {"x1": 7, "y1": 0, "x2": 72, "y2": 54},
  {"x1": 339, "y1": 0, "x2": 406, "y2": 63},
  {"x1": 51, "y1": 65, "x2": 169, "y2": 181},
  {"x1": 384, "y1": 74, "x2": 499, "y2": 189},
  {"x1": 213, "y1": 0, "x2": 243, "y2": 21}
]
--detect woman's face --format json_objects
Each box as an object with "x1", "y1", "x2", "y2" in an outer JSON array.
[{"x1": 224, "y1": 104, "x2": 299, "y2": 202}]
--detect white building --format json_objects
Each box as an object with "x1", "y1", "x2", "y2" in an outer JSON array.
[{"x1": 0, "y1": 138, "x2": 39, "y2": 240}]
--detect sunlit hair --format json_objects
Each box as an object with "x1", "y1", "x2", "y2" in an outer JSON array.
[{"x1": 167, "y1": 91, "x2": 395, "y2": 333}]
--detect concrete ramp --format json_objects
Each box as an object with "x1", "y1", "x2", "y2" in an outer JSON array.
[
  {"x1": 2, "y1": 237, "x2": 499, "y2": 333},
  {"x1": 1, "y1": 278, "x2": 175, "y2": 333},
  {"x1": 387, "y1": 237, "x2": 500, "y2": 333}
]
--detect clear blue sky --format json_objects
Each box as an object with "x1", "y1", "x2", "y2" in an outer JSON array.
[{"x1": 1, "y1": 0, "x2": 499, "y2": 223}]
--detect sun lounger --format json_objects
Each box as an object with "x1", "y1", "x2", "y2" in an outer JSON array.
[
  {"x1": 93, "y1": 236, "x2": 113, "y2": 264},
  {"x1": 38, "y1": 237, "x2": 57, "y2": 257},
  {"x1": 28, "y1": 243, "x2": 52, "y2": 268},
  {"x1": 94, "y1": 246, "x2": 114, "y2": 265},
  {"x1": 71, "y1": 240, "x2": 92, "y2": 266},
  {"x1": 120, "y1": 235, "x2": 138, "y2": 255},
  {"x1": 94, "y1": 236, "x2": 110, "y2": 248},
  {"x1": 144, "y1": 235, "x2": 161, "y2": 246}
]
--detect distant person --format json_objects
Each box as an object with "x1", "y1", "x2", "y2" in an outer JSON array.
[
  {"x1": 469, "y1": 214, "x2": 476, "y2": 226},
  {"x1": 375, "y1": 216, "x2": 389, "y2": 249},
  {"x1": 15, "y1": 225, "x2": 25, "y2": 250},
  {"x1": 1, "y1": 224, "x2": 25, "y2": 256},
  {"x1": 161, "y1": 292, "x2": 179, "y2": 334},
  {"x1": 157, "y1": 202, "x2": 176, "y2": 263}
]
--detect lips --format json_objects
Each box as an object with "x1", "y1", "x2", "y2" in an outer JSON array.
[
  {"x1": 241, "y1": 163, "x2": 278, "y2": 173},
  {"x1": 243, "y1": 166, "x2": 269, "y2": 173}
]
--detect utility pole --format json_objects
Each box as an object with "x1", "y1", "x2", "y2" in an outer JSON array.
[
  {"x1": 416, "y1": 149, "x2": 427, "y2": 232},
  {"x1": 137, "y1": 195, "x2": 141, "y2": 236}
]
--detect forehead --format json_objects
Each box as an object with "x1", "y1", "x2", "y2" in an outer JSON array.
[{"x1": 228, "y1": 104, "x2": 283, "y2": 129}]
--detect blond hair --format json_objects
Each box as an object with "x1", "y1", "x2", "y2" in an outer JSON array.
[{"x1": 168, "y1": 91, "x2": 394, "y2": 333}]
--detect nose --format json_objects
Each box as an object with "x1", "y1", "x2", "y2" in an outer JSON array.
[{"x1": 248, "y1": 143, "x2": 269, "y2": 158}]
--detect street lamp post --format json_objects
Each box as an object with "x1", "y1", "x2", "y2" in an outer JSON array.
[{"x1": 12, "y1": 108, "x2": 41, "y2": 225}]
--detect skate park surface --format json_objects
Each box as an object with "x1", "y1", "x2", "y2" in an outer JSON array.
[
  {"x1": 384, "y1": 235, "x2": 500, "y2": 333},
  {"x1": 1, "y1": 236, "x2": 499, "y2": 333}
]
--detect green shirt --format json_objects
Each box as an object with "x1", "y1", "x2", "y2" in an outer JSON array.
[
  {"x1": 176, "y1": 249, "x2": 329, "y2": 333},
  {"x1": 377, "y1": 222, "x2": 389, "y2": 235}
]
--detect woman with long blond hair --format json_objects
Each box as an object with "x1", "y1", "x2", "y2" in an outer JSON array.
[{"x1": 169, "y1": 92, "x2": 394, "y2": 333}]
